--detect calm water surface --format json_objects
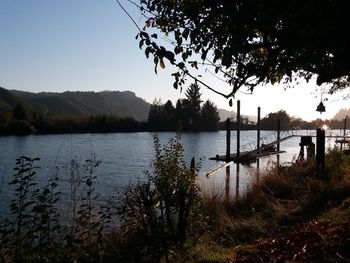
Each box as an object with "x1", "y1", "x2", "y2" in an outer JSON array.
[{"x1": 0, "y1": 130, "x2": 340, "y2": 215}]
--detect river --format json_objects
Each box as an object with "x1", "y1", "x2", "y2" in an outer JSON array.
[{"x1": 0, "y1": 130, "x2": 341, "y2": 216}]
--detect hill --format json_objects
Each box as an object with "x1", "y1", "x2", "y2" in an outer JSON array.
[
  {"x1": 218, "y1": 108, "x2": 257, "y2": 123},
  {"x1": 0, "y1": 87, "x2": 20, "y2": 112},
  {"x1": 333, "y1": 108, "x2": 350, "y2": 121},
  {"x1": 0, "y1": 88, "x2": 151, "y2": 121}
]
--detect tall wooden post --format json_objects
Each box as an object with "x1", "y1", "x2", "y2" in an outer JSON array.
[
  {"x1": 277, "y1": 119, "x2": 281, "y2": 152},
  {"x1": 237, "y1": 100, "x2": 241, "y2": 160},
  {"x1": 344, "y1": 117, "x2": 347, "y2": 137},
  {"x1": 341, "y1": 117, "x2": 347, "y2": 150},
  {"x1": 257, "y1": 107, "x2": 261, "y2": 153},
  {"x1": 276, "y1": 119, "x2": 281, "y2": 166},
  {"x1": 316, "y1": 128, "x2": 325, "y2": 178},
  {"x1": 226, "y1": 118, "x2": 231, "y2": 162},
  {"x1": 225, "y1": 118, "x2": 231, "y2": 199}
]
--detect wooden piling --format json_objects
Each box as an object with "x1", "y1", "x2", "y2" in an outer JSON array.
[
  {"x1": 257, "y1": 107, "x2": 261, "y2": 153},
  {"x1": 277, "y1": 119, "x2": 281, "y2": 152},
  {"x1": 344, "y1": 117, "x2": 347, "y2": 137},
  {"x1": 226, "y1": 118, "x2": 231, "y2": 162},
  {"x1": 237, "y1": 100, "x2": 241, "y2": 159}
]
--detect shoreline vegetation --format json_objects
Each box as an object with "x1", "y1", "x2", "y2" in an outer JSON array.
[
  {"x1": 1, "y1": 111, "x2": 349, "y2": 136},
  {"x1": 1, "y1": 85, "x2": 349, "y2": 136},
  {"x1": 0, "y1": 135, "x2": 349, "y2": 262}
]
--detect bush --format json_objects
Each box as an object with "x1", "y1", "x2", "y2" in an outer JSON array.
[{"x1": 116, "y1": 134, "x2": 203, "y2": 263}]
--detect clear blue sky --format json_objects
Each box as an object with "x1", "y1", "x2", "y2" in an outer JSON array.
[{"x1": 0, "y1": 0, "x2": 348, "y2": 121}]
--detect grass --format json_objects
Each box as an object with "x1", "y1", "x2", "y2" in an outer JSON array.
[{"x1": 183, "y1": 148, "x2": 350, "y2": 262}]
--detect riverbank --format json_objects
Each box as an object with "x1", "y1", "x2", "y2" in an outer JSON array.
[
  {"x1": 177, "y1": 149, "x2": 350, "y2": 262},
  {"x1": 0, "y1": 136, "x2": 348, "y2": 262}
]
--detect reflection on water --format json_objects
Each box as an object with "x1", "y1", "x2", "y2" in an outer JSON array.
[{"x1": 225, "y1": 165, "x2": 230, "y2": 200}]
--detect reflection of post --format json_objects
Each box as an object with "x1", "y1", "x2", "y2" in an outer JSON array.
[
  {"x1": 256, "y1": 158, "x2": 260, "y2": 179},
  {"x1": 225, "y1": 165, "x2": 230, "y2": 200},
  {"x1": 236, "y1": 163, "x2": 240, "y2": 200}
]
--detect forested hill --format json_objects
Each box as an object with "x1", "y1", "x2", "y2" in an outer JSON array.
[{"x1": 0, "y1": 87, "x2": 151, "y2": 121}]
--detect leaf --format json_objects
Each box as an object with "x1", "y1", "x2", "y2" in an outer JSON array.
[
  {"x1": 182, "y1": 28, "x2": 189, "y2": 40},
  {"x1": 178, "y1": 62, "x2": 185, "y2": 69},
  {"x1": 154, "y1": 57, "x2": 159, "y2": 74},
  {"x1": 160, "y1": 59, "x2": 165, "y2": 69}
]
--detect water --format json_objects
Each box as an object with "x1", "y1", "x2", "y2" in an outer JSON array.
[{"x1": 0, "y1": 130, "x2": 341, "y2": 216}]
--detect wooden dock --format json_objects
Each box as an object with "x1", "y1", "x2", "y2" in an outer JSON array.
[{"x1": 210, "y1": 148, "x2": 285, "y2": 163}]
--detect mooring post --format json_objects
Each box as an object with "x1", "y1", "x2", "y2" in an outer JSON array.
[
  {"x1": 316, "y1": 128, "x2": 325, "y2": 178},
  {"x1": 257, "y1": 107, "x2": 261, "y2": 153},
  {"x1": 344, "y1": 117, "x2": 347, "y2": 137},
  {"x1": 226, "y1": 118, "x2": 231, "y2": 162},
  {"x1": 277, "y1": 119, "x2": 281, "y2": 152},
  {"x1": 276, "y1": 119, "x2": 281, "y2": 166},
  {"x1": 237, "y1": 100, "x2": 241, "y2": 160},
  {"x1": 225, "y1": 118, "x2": 231, "y2": 199},
  {"x1": 340, "y1": 117, "x2": 347, "y2": 150}
]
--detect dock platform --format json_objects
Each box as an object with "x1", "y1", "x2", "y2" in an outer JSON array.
[{"x1": 210, "y1": 149, "x2": 285, "y2": 163}]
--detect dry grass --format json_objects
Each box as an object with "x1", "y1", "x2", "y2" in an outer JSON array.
[{"x1": 184, "y1": 149, "x2": 350, "y2": 262}]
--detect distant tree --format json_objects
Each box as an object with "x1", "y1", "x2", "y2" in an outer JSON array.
[
  {"x1": 175, "y1": 99, "x2": 185, "y2": 130},
  {"x1": 148, "y1": 99, "x2": 176, "y2": 131},
  {"x1": 261, "y1": 110, "x2": 291, "y2": 130},
  {"x1": 13, "y1": 102, "x2": 28, "y2": 121},
  {"x1": 200, "y1": 100, "x2": 220, "y2": 131},
  {"x1": 183, "y1": 83, "x2": 202, "y2": 131},
  {"x1": 163, "y1": 100, "x2": 176, "y2": 129}
]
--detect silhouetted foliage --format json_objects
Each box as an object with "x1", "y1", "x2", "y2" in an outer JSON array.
[
  {"x1": 148, "y1": 99, "x2": 176, "y2": 131},
  {"x1": 136, "y1": 0, "x2": 350, "y2": 99},
  {"x1": 147, "y1": 84, "x2": 220, "y2": 132},
  {"x1": 116, "y1": 134, "x2": 202, "y2": 262},
  {"x1": 0, "y1": 156, "x2": 113, "y2": 262},
  {"x1": 200, "y1": 100, "x2": 220, "y2": 131},
  {"x1": 261, "y1": 110, "x2": 291, "y2": 130},
  {"x1": 184, "y1": 83, "x2": 202, "y2": 131}
]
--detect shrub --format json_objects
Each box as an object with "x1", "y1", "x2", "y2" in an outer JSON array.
[{"x1": 116, "y1": 134, "x2": 203, "y2": 262}]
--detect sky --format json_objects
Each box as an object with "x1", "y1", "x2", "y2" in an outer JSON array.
[{"x1": 0, "y1": 0, "x2": 349, "y2": 121}]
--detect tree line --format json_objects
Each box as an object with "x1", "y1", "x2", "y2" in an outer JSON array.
[
  {"x1": 147, "y1": 83, "x2": 220, "y2": 131},
  {"x1": 1, "y1": 94, "x2": 348, "y2": 135},
  {"x1": 0, "y1": 83, "x2": 220, "y2": 135}
]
